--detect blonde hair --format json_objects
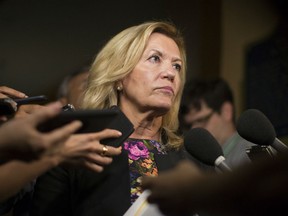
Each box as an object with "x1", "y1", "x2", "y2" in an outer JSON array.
[{"x1": 82, "y1": 21, "x2": 187, "y2": 149}]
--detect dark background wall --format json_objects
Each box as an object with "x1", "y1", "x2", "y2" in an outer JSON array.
[
  {"x1": 221, "y1": 0, "x2": 288, "y2": 140},
  {"x1": 0, "y1": 0, "x2": 221, "y2": 100},
  {"x1": 1, "y1": 0, "x2": 287, "y2": 139}
]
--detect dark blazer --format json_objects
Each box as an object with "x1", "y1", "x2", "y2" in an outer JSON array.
[{"x1": 31, "y1": 149, "x2": 187, "y2": 216}]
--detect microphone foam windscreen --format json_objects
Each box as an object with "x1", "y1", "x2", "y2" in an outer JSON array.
[
  {"x1": 184, "y1": 128, "x2": 223, "y2": 165},
  {"x1": 236, "y1": 109, "x2": 276, "y2": 146}
]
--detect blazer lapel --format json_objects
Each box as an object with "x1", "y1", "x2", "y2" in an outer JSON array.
[{"x1": 154, "y1": 151, "x2": 182, "y2": 173}]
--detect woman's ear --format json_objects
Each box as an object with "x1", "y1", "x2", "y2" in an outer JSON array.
[{"x1": 116, "y1": 81, "x2": 123, "y2": 91}]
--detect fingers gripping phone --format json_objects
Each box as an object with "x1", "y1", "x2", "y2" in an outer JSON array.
[{"x1": 37, "y1": 106, "x2": 134, "y2": 147}]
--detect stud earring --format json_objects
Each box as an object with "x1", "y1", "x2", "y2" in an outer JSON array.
[{"x1": 117, "y1": 86, "x2": 122, "y2": 91}]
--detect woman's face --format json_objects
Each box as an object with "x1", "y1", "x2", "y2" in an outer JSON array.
[{"x1": 120, "y1": 33, "x2": 182, "y2": 114}]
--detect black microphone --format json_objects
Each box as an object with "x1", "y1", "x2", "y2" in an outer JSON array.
[
  {"x1": 236, "y1": 109, "x2": 288, "y2": 153},
  {"x1": 184, "y1": 127, "x2": 231, "y2": 172}
]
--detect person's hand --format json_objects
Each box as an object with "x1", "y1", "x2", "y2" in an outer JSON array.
[
  {"x1": 141, "y1": 160, "x2": 205, "y2": 215},
  {"x1": 0, "y1": 86, "x2": 46, "y2": 119},
  {"x1": 46, "y1": 129, "x2": 122, "y2": 172},
  {"x1": 0, "y1": 86, "x2": 27, "y2": 99},
  {"x1": 0, "y1": 102, "x2": 82, "y2": 161},
  {"x1": 0, "y1": 86, "x2": 27, "y2": 120},
  {"x1": 14, "y1": 104, "x2": 45, "y2": 118}
]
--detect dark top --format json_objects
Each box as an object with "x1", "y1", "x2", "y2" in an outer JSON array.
[{"x1": 30, "y1": 141, "x2": 195, "y2": 216}]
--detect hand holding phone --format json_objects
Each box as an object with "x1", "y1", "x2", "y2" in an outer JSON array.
[
  {"x1": 38, "y1": 106, "x2": 134, "y2": 147},
  {"x1": 0, "y1": 95, "x2": 47, "y2": 116}
]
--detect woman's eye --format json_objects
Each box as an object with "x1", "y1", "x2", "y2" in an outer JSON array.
[
  {"x1": 173, "y1": 63, "x2": 182, "y2": 72},
  {"x1": 148, "y1": 55, "x2": 160, "y2": 63}
]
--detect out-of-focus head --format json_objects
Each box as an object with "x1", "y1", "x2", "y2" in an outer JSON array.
[
  {"x1": 180, "y1": 78, "x2": 235, "y2": 144},
  {"x1": 83, "y1": 21, "x2": 187, "y2": 148},
  {"x1": 57, "y1": 66, "x2": 90, "y2": 109}
]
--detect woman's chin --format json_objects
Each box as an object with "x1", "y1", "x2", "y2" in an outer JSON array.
[{"x1": 153, "y1": 103, "x2": 172, "y2": 115}]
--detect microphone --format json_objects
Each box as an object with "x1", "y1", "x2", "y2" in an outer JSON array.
[
  {"x1": 184, "y1": 127, "x2": 231, "y2": 172},
  {"x1": 236, "y1": 109, "x2": 288, "y2": 153}
]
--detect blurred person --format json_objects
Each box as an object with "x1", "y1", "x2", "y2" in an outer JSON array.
[
  {"x1": 30, "y1": 20, "x2": 200, "y2": 216},
  {"x1": 57, "y1": 66, "x2": 90, "y2": 109},
  {"x1": 0, "y1": 87, "x2": 50, "y2": 216},
  {"x1": 180, "y1": 78, "x2": 255, "y2": 168},
  {"x1": 0, "y1": 102, "x2": 122, "y2": 215},
  {"x1": 0, "y1": 102, "x2": 80, "y2": 162},
  {"x1": 142, "y1": 152, "x2": 288, "y2": 216},
  {"x1": 0, "y1": 102, "x2": 121, "y2": 164}
]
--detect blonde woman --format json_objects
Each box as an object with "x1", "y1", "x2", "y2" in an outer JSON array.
[{"x1": 32, "y1": 21, "x2": 192, "y2": 216}]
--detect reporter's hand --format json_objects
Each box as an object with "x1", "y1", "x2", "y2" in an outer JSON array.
[
  {"x1": 47, "y1": 129, "x2": 122, "y2": 172},
  {"x1": 15, "y1": 104, "x2": 45, "y2": 118},
  {"x1": 0, "y1": 86, "x2": 27, "y2": 99},
  {"x1": 0, "y1": 102, "x2": 82, "y2": 161},
  {"x1": 0, "y1": 86, "x2": 46, "y2": 119},
  {"x1": 0, "y1": 86, "x2": 26, "y2": 121}
]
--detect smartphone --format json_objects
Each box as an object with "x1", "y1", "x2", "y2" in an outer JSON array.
[
  {"x1": 37, "y1": 106, "x2": 134, "y2": 147},
  {"x1": 101, "y1": 106, "x2": 135, "y2": 147},
  {"x1": 14, "y1": 95, "x2": 47, "y2": 106}
]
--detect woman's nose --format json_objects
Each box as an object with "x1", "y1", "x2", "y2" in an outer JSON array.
[{"x1": 162, "y1": 64, "x2": 176, "y2": 81}]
